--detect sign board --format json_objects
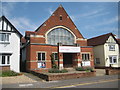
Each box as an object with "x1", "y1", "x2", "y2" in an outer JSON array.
[
  {"x1": 82, "y1": 61, "x2": 91, "y2": 66},
  {"x1": 38, "y1": 62, "x2": 46, "y2": 68},
  {"x1": 59, "y1": 46, "x2": 80, "y2": 53}
]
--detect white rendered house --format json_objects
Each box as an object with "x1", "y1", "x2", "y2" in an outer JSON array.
[
  {"x1": 88, "y1": 33, "x2": 120, "y2": 68},
  {"x1": 0, "y1": 16, "x2": 22, "y2": 72}
]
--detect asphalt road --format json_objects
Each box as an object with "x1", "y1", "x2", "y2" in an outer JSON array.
[{"x1": 2, "y1": 74, "x2": 120, "y2": 89}]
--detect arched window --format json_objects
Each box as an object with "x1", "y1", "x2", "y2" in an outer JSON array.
[{"x1": 47, "y1": 28, "x2": 74, "y2": 45}]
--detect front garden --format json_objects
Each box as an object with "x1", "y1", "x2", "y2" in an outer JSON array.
[{"x1": 0, "y1": 70, "x2": 21, "y2": 77}]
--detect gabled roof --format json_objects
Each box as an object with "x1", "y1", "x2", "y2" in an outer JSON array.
[
  {"x1": 88, "y1": 33, "x2": 118, "y2": 46},
  {"x1": 34, "y1": 5, "x2": 84, "y2": 39},
  {"x1": 0, "y1": 16, "x2": 23, "y2": 38}
]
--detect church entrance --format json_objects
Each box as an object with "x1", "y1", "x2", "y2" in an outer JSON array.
[{"x1": 63, "y1": 53, "x2": 73, "y2": 68}]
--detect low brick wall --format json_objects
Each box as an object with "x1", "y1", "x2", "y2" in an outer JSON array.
[
  {"x1": 105, "y1": 69, "x2": 120, "y2": 75},
  {"x1": 0, "y1": 66, "x2": 10, "y2": 71},
  {"x1": 30, "y1": 71, "x2": 96, "y2": 81}
]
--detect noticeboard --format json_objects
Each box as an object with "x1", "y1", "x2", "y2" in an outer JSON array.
[{"x1": 38, "y1": 62, "x2": 46, "y2": 68}]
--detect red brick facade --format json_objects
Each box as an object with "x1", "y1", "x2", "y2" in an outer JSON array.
[{"x1": 24, "y1": 5, "x2": 94, "y2": 72}]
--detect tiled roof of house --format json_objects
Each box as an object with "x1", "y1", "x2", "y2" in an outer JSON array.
[
  {"x1": 87, "y1": 33, "x2": 117, "y2": 46},
  {"x1": 117, "y1": 39, "x2": 120, "y2": 45},
  {"x1": 21, "y1": 37, "x2": 26, "y2": 44}
]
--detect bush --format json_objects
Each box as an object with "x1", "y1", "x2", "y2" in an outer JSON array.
[
  {"x1": 49, "y1": 69, "x2": 60, "y2": 73},
  {"x1": 75, "y1": 67, "x2": 85, "y2": 71},
  {"x1": 60, "y1": 69, "x2": 68, "y2": 73},
  {"x1": 48, "y1": 69, "x2": 68, "y2": 73},
  {"x1": 75, "y1": 67, "x2": 94, "y2": 72},
  {"x1": 85, "y1": 67, "x2": 94, "y2": 72},
  {"x1": 0, "y1": 70, "x2": 19, "y2": 77}
]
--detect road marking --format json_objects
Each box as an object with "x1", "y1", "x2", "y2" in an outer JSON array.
[
  {"x1": 19, "y1": 84, "x2": 33, "y2": 87},
  {"x1": 51, "y1": 79, "x2": 120, "y2": 88}
]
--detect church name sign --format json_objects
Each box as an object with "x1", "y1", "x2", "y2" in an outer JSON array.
[{"x1": 59, "y1": 46, "x2": 80, "y2": 53}]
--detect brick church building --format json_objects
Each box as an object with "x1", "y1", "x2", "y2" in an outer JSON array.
[{"x1": 21, "y1": 5, "x2": 94, "y2": 72}]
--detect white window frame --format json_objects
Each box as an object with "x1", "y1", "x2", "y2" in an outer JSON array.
[
  {"x1": 82, "y1": 53, "x2": 90, "y2": 61},
  {"x1": 37, "y1": 52, "x2": 46, "y2": 62},
  {"x1": 0, "y1": 55, "x2": 10, "y2": 66},
  {"x1": 109, "y1": 55, "x2": 117, "y2": 64},
  {"x1": 0, "y1": 33, "x2": 11, "y2": 43},
  {"x1": 109, "y1": 45, "x2": 115, "y2": 51}
]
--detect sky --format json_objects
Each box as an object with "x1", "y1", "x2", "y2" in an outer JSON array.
[{"x1": 1, "y1": 2, "x2": 119, "y2": 39}]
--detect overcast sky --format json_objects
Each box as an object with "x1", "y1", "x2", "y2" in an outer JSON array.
[{"x1": 1, "y1": 2, "x2": 119, "y2": 39}]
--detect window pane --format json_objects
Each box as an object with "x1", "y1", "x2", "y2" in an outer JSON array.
[
  {"x1": 109, "y1": 45, "x2": 115, "y2": 51},
  {"x1": 2, "y1": 56, "x2": 5, "y2": 64},
  {"x1": 42, "y1": 53, "x2": 45, "y2": 61},
  {"x1": 38, "y1": 53, "x2": 41, "y2": 61},
  {"x1": 55, "y1": 53, "x2": 58, "y2": 60},
  {"x1": 47, "y1": 28, "x2": 74, "y2": 45},
  {"x1": 6, "y1": 34, "x2": 9, "y2": 41},
  {"x1": 7, "y1": 56, "x2": 10, "y2": 64},
  {"x1": 109, "y1": 56, "x2": 112, "y2": 63},
  {"x1": 113, "y1": 56, "x2": 117, "y2": 63},
  {"x1": 2, "y1": 33, "x2": 5, "y2": 41},
  {"x1": 0, "y1": 33, "x2": 2, "y2": 41},
  {"x1": 87, "y1": 54, "x2": 90, "y2": 60},
  {"x1": 82, "y1": 54, "x2": 85, "y2": 60}
]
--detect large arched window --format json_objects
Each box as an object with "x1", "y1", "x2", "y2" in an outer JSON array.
[{"x1": 47, "y1": 28, "x2": 74, "y2": 45}]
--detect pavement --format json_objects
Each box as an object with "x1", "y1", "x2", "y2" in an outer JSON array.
[
  {"x1": 1, "y1": 74, "x2": 119, "y2": 88},
  {"x1": 1, "y1": 69, "x2": 120, "y2": 88},
  {"x1": 95, "y1": 69, "x2": 105, "y2": 76}
]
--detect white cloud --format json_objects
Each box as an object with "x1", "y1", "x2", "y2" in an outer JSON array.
[
  {"x1": 88, "y1": 12, "x2": 110, "y2": 19},
  {"x1": 70, "y1": 8, "x2": 105, "y2": 21},
  {"x1": 94, "y1": 16, "x2": 118, "y2": 26},
  {"x1": 48, "y1": 8, "x2": 54, "y2": 15},
  {"x1": 2, "y1": 2, "x2": 16, "y2": 16},
  {"x1": 10, "y1": 17, "x2": 38, "y2": 35}
]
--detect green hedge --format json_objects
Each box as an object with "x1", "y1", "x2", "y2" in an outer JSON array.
[
  {"x1": 48, "y1": 69, "x2": 68, "y2": 73},
  {"x1": 0, "y1": 70, "x2": 19, "y2": 77},
  {"x1": 75, "y1": 67, "x2": 94, "y2": 72}
]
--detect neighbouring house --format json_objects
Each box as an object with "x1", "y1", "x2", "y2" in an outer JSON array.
[
  {"x1": 21, "y1": 5, "x2": 94, "y2": 73},
  {"x1": 88, "y1": 33, "x2": 120, "y2": 69},
  {"x1": 0, "y1": 16, "x2": 22, "y2": 72},
  {"x1": 117, "y1": 39, "x2": 120, "y2": 63}
]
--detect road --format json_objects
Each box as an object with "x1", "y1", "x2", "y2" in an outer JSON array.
[{"x1": 1, "y1": 74, "x2": 119, "y2": 89}]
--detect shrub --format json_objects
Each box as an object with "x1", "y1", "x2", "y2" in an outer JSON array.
[
  {"x1": 0, "y1": 70, "x2": 19, "y2": 77},
  {"x1": 75, "y1": 67, "x2": 85, "y2": 71},
  {"x1": 49, "y1": 69, "x2": 60, "y2": 73},
  {"x1": 50, "y1": 54, "x2": 58, "y2": 69},
  {"x1": 60, "y1": 69, "x2": 68, "y2": 73},
  {"x1": 85, "y1": 67, "x2": 94, "y2": 72},
  {"x1": 48, "y1": 69, "x2": 68, "y2": 73}
]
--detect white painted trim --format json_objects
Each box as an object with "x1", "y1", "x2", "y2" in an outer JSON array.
[
  {"x1": 45, "y1": 26, "x2": 76, "y2": 44},
  {"x1": 30, "y1": 35, "x2": 45, "y2": 38},
  {"x1": 76, "y1": 38, "x2": 87, "y2": 40}
]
